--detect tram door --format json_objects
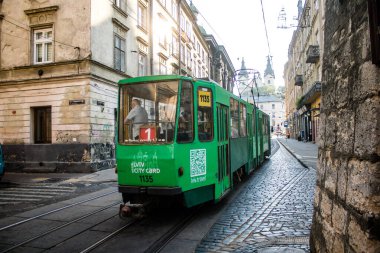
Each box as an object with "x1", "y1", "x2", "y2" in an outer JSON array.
[{"x1": 217, "y1": 104, "x2": 230, "y2": 194}]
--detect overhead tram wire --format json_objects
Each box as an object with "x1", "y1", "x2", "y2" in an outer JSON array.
[
  {"x1": 260, "y1": 0, "x2": 273, "y2": 64},
  {"x1": 2, "y1": 0, "x2": 142, "y2": 54},
  {"x1": 196, "y1": 11, "x2": 226, "y2": 47},
  {"x1": 1, "y1": 18, "x2": 91, "y2": 55}
]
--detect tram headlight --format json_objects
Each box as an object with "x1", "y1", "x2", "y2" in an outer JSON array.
[{"x1": 178, "y1": 167, "x2": 184, "y2": 176}]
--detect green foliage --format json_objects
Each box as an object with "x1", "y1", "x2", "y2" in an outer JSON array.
[
  {"x1": 296, "y1": 96, "x2": 304, "y2": 109},
  {"x1": 252, "y1": 84, "x2": 276, "y2": 96}
]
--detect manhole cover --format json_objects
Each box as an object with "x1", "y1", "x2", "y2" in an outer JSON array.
[
  {"x1": 271, "y1": 236, "x2": 309, "y2": 245},
  {"x1": 42, "y1": 178, "x2": 66, "y2": 183},
  {"x1": 257, "y1": 247, "x2": 305, "y2": 253}
]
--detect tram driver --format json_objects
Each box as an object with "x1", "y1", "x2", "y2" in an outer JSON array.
[{"x1": 125, "y1": 98, "x2": 148, "y2": 140}]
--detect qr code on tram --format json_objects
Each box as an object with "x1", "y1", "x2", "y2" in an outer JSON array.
[{"x1": 190, "y1": 149, "x2": 207, "y2": 177}]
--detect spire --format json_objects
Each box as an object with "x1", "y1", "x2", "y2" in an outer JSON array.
[
  {"x1": 264, "y1": 56, "x2": 275, "y2": 78},
  {"x1": 239, "y1": 57, "x2": 248, "y2": 77}
]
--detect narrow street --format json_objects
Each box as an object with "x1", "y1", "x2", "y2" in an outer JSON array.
[
  {"x1": 196, "y1": 138, "x2": 316, "y2": 252},
  {"x1": 0, "y1": 138, "x2": 318, "y2": 252}
]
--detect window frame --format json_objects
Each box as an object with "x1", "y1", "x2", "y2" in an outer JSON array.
[
  {"x1": 114, "y1": 0, "x2": 127, "y2": 12},
  {"x1": 138, "y1": 52, "x2": 147, "y2": 76},
  {"x1": 159, "y1": 57, "x2": 167, "y2": 75},
  {"x1": 171, "y1": 0, "x2": 177, "y2": 20},
  {"x1": 137, "y1": 3, "x2": 147, "y2": 31},
  {"x1": 197, "y1": 87, "x2": 214, "y2": 142},
  {"x1": 239, "y1": 103, "x2": 247, "y2": 137},
  {"x1": 114, "y1": 33, "x2": 126, "y2": 72},
  {"x1": 177, "y1": 81, "x2": 194, "y2": 143},
  {"x1": 33, "y1": 27, "x2": 53, "y2": 64},
  {"x1": 230, "y1": 98, "x2": 239, "y2": 138}
]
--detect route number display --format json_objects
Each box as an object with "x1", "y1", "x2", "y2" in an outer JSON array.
[
  {"x1": 139, "y1": 126, "x2": 156, "y2": 141},
  {"x1": 198, "y1": 91, "x2": 211, "y2": 107}
]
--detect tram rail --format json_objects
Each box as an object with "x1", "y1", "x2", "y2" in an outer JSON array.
[
  {"x1": 0, "y1": 200, "x2": 121, "y2": 253},
  {"x1": 0, "y1": 189, "x2": 118, "y2": 232}
]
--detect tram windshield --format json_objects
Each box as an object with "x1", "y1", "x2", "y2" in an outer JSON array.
[{"x1": 119, "y1": 80, "x2": 178, "y2": 144}]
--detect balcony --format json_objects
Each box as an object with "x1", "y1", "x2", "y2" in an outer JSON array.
[
  {"x1": 295, "y1": 75, "x2": 303, "y2": 86},
  {"x1": 302, "y1": 81, "x2": 322, "y2": 105},
  {"x1": 306, "y1": 45, "x2": 320, "y2": 63}
]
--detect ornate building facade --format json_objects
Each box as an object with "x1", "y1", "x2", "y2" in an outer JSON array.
[
  {"x1": 284, "y1": 0, "x2": 324, "y2": 143},
  {"x1": 0, "y1": 0, "x2": 212, "y2": 172}
]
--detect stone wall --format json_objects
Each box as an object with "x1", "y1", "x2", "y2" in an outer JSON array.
[
  {"x1": 3, "y1": 143, "x2": 114, "y2": 173},
  {"x1": 310, "y1": 1, "x2": 380, "y2": 252}
]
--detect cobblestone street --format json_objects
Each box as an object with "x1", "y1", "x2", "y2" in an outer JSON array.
[{"x1": 196, "y1": 139, "x2": 317, "y2": 252}]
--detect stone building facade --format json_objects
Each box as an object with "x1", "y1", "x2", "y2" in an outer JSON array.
[
  {"x1": 201, "y1": 33, "x2": 235, "y2": 93},
  {"x1": 284, "y1": 0, "x2": 324, "y2": 143},
  {"x1": 256, "y1": 95, "x2": 286, "y2": 133},
  {"x1": 310, "y1": 0, "x2": 380, "y2": 252},
  {"x1": 0, "y1": 0, "x2": 211, "y2": 172}
]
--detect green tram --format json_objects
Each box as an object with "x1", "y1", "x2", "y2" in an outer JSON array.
[{"x1": 116, "y1": 75, "x2": 270, "y2": 211}]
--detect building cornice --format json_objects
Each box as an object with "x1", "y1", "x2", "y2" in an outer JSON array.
[
  {"x1": 24, "y1": 6, "x2": 59, "y2": 15},
  {"x1": 112, "y1": 18, "x2": 129, "y2": 31}
]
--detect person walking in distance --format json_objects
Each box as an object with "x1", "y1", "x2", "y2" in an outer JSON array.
[{"x1": 125, "y1": 99, "x2": 148, "y2": 140}]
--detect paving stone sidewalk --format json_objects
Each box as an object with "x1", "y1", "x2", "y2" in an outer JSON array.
[
  {"x1": 196, "y1": 139, "x2": 317, "y2": 253},
  {"x1": 276, "y1": 137, "x2": 318, "y2": 170}
]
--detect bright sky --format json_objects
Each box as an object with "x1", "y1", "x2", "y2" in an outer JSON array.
[{"x1": 190, "y1": 0, "x2": 299, "y2": 87}]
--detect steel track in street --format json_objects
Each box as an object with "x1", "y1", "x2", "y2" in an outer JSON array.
[
  {"x1": 76, "y1": 205, "x2": 203, "y2": 253},
  {"x1": 79, "y1": 218, "x2": 140, "y2": 253},
  {"x1": 143, "y1": 206, "x2": 203, "y2": 253},
  {"x1": 0, "y1": 189, "x2": 118, "y2": 232},
  {"x1": 0, "y1": 200, "x2": 122, "y2": 253}
]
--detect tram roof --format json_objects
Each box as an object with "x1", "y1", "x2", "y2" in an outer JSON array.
[{"x1": 118, "y1": 75, "x2": 193, "y2": 85}]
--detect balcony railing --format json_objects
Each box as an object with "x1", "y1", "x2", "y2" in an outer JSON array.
[
  {"x1": 302, "y1": 81, "x2": 322, "y2": 105},
  {"x1": 295, "y1": 75, "x2": 303, "y2": 86},
  {"x1": 306, "y1": 45, "x2": 320, "y2": 63}
]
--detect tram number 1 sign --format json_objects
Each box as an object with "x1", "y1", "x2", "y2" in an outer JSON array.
[{"x1": 140, "y1": 126, "x2": 156, "y2": 141}]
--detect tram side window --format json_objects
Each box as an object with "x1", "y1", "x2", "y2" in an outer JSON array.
[
  {"x1": 252, "y1": 109, "x2": 256, "y2": 136},
  {"x1": 177, "y1": 81, "x2": 194, "y2": 143},
  {"x1": 230, "y1": 98, "x2": 239, "y2": 138},
  {"x1": 198, "y1": 87, "x2": 213, "y2": 141},
  {"x1": 240, "y1": 103, "x2": 247, "y2": 137}
]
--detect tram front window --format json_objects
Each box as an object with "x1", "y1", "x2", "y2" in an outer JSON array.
[{"x1": 119, "y1": 81, "x2": 178, "y2": 144}]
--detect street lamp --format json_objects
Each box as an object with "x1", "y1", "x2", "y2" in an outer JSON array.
[{"x1": 277, "y1": 6, "x2": 311, "y2": 29}]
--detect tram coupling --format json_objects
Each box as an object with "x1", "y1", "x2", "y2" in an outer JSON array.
[{"x1": 119, "y1": 201, "x2": 151, "y2": 219}]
